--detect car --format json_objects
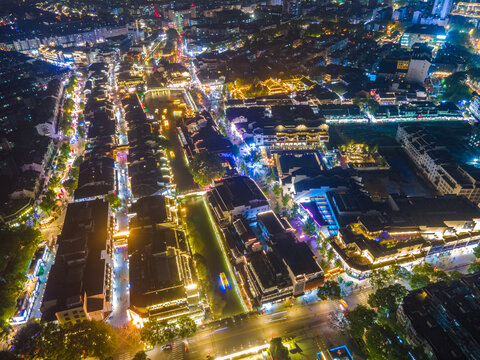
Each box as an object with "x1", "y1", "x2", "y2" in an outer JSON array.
[{"x1": 161, "y1": 343, "x2": 173, "y2": 351}]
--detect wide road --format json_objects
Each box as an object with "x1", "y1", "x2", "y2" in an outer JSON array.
[{"x1": 146, "y1": 289, "x2": 369, "y2": 360}]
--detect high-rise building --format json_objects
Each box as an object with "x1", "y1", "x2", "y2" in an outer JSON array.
[
  {"x1": 283, "y1": 0, "x2": 302, "y2": 15},
  {"x1": 432, "y1": 0, "x2": 453, "y2": 19}
]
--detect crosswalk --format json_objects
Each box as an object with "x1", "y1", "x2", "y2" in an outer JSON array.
[
  {"x1": 117, "y1": 351, "x2": 134, "y2": 360},
  {"x1": 172, "y1": 339, "x2": 185, "y2": 360}
]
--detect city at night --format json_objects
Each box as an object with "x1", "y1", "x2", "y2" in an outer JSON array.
[{"x1": 1, "y1": 0, "x2": 480, "y2": 359}]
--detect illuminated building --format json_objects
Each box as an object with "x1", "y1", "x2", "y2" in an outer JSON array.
[
  {"x1": 226, "y1": 105, "x2": 329, "y2": 150},
  {"x1": 41, "y1": 199, "x2": 114, "y2": 324},
  {"x1": 128, "y1": 196, "x2": 201, "y2": 323},
  {"x1": 397, "y1": 125, "x2": 480, "y2": 204},
  {"x1": 398, "y1": 273, "x2": 480, "y2": 360},
  {"x1": 208, "y1": 176, "x2": 270, "y2": 224},
  {"x1": 400, "y1": 24, "x2": 446, "y2": 49}
]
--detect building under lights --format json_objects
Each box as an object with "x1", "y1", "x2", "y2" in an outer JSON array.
[
  {"x1": 330, "y1": 190, "x2": 480, "y2": 276},
  {"x1": 226, "y1": 105, "x2": 329, "y2": 150},
  {"x1": 128, "y1": 195, "x2": 202, "y2": 324},
  {"x1": 40, "y1": 199, "x2": 114, "y2": 324}
]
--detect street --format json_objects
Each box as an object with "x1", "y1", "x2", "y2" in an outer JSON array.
[{"x1": 143, "y1": 289, "x2": 370, "y2": 360}]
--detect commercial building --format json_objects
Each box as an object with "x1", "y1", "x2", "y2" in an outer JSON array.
[
  {"x1": 179, "y1": 111, "x2": 232, "y2": 157},
  {"x1": 123, "y1": 94, "x2": 172, "y2": 198},
  {"x1": 469, "y1": 96, "x2": 480, "y2": 121},
  {"x1": 375, "y1": 102, "x2": 463, "y2": 121},
  {"x1": 397, "y1": 125, "x2": 480, "y2": 204},
  {"x1": 41, "y1": 199, "x2": 113, "y2": 324},
  {"x1": 331, "y1": 189, "x2": 480, "y2": 275},
  {"x1": 208, "y1": 176, "x2": 269, "y2": 224},
  {"x1": 74, "y1": 156, "x2": 115, "y2": 201},
  {"x1": 128, "y1": 195, "x2": 201, "y2": 324},
  {"x1": 398, "y1": 273, "x2": 480, "y2": 360},
  {"x1": 226, "y1": 105, "x2": 329, "y2": 150},
  {"x1": 257, "y1": 211, "x2": 323, "y2": 296},
  {"x1": 400, "y1": 24, "x2": 446, "y2": 48}
]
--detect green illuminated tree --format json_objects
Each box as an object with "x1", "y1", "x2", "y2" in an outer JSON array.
[
  {"x1": 369, "y1": 269, "x2": 395, "y2": 289},
  {"x1": 468, "y1": 261, "x2": 480, "y2": 274},
  {"x1": 63, "y1": 98, "x2": 75, "y2": 113},
  {"x1": 317, "y1": 280, "x2": 341, "y2": 300},
  {"x1": 367, "y1": 284, "x2": 407, "y2": 315},
  {"x1": 140, "y1": 321, "x2": 165, "y2": 347},
  {"x1": 40, "y1": 189, "x2": 57, "y2": 213},
  {"x1": 177, "y1": 316, "x2": 197, "y2": 338},
  {"x1": 189, "y1": 151, "x2": 226, "y2": 187},
  {"x1": 345, "y1": 305, "x2": 376, "y2": 340},
  {"x1": 269, "y1": 337, "x2": 289, "y2": 360},
  {"x1": 105, "y1": 193, "x2": 122, "y2": 212},
  {"x1": 473, "y1": 244, "x2": 480, "y2": 259},
  {"x1": 408, "y1": 273, "x2": 431, "y2": 289},
  {"x1": 302, "y1": 217, "x2": 317, "y2": 237}
]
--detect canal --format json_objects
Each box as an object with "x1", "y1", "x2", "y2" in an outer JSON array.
[
  {"x1": 181, "y1": 195, "x2": 245, "y2": 319},
  {"x1": 143, "y1": 90, "x2": 196, "y2": 193}
]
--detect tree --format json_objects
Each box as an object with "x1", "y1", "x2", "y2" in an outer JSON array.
[
  {"x1": 48, "y1": 175, "x2": 61, "y2": 191},
  {"x1": 63, "y1": 98, "x2": 75, "y2": 113},
  {"x1": 59, "y1": 112, "x2": 72, "y2": 134},
  {"x1": 468, "y1": 261, "x2": 480, "y2": 274},
  {"x1": 67, "y1": 320, "x2": 117, "y2": 359},
  {"x1": 365, "y1": 324, "x2": 411, "y2": 360},
  {"x1": 140, "y1": 321, "x2": 165, "y2": 347},
  {"x1": 449, "y1": 270, "x2": 464, "y2": 280},
  {"x1": 441, "y1": 72, "x2": 472, "y2": 103},
  {"x1": 317, "y1": 280, "x2": 341, "y2": 300},
  {"x1": 473, "y1": 244, "x2": 480, "y2": 258},
  {"x1": 345, "y1": 305, "x2": 376, "y2": 340},
  {"x1": 11, "y1": 321, "x2": 45, "y2": 359},
  {"x1": 40, "y1": 189, "x2": 57, "y2": 213},
  {"x1": 302, "y1": 217, "x2": 317, "y2": 237},
  {"x1": 269, "y1": 337, "x2": 289, "y2": 360},
  {"x1": 367, "y1": 284, "x2": 407, "y2": 315},
  {"x1": 12, "y1": 320, "x2": 117, "y2": 360},
  {"x1": 105, "y1": 193, "x2": 122, "y2": 212},
  {"x1": 272, "y1": 183, "x2": 281, "y2": 197},
  {"x1": 369, "y1": 269, "x2": 395, "y2": 289},
  {"x1": 189, "y1": 151, "x2": 226, "y2": 187},
  {"x1": 177, "y1": 316, "x2": 197, "y2": 338},
  {"x1": 388, "y1": 265, "x2": 410, "y2": 280},
  {"x1": 281, "y1": 194, "x2": 290, "y2": 208},
  {"x1": 63, "y1": 179, "x2": 78, "y2": 194},
  {"x1": 60, "y1": 143, "x2": 71, "y2": 159},
  {"x1": 408, "y1": 273, "x2": 431, "y2": 290},
  {"x1": 132, "y1": 351, "x2": 149, "y2": 360}
]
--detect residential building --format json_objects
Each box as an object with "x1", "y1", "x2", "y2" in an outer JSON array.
[
  {"x1": 398, "y1": 273, "x2": 480, "y2": 360},
  {"x1": 397, "y1": 125, "x2": 480, "y2": 204}
]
